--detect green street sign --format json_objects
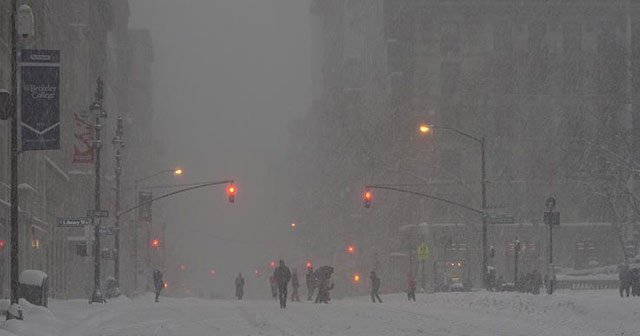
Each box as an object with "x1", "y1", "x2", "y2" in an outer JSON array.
[{"x1": 417, "y1": 243, "x2": 430, "y2": 261}]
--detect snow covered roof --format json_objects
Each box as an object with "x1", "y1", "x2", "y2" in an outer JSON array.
[{"x1": 19, "y1": 270, "x2": 47, "y2": 286}]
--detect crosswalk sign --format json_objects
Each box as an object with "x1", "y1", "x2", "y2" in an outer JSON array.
[{"x1": 417, "y1": 243, "x2": 430, "y2": 261}]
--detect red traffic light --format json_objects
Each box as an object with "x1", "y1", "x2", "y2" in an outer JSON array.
[
  {"x1": 150, "y1": 239, "x2": 160, "y2": 249},
  {"x1": 363, "y1": 188, "x2": 373, "y2": 208},
  {"x1": 254, "y1": 269, "x2": 261, "y2": 277},
  {"x1": 227, "y1": 183, "x2": 236, "y2": 203},
  {"x1": 346, "y1": 245, "x2": 356, "y2": 254},
  {"x1": 0, "y1": 239, "x2": 4, "y2": 250},
  {"x1": 269, "y1": 260, "x2": 276, "y2": 269},
  {"x1": 306, "y1": 260, "x2": 313, "y2": 269}
]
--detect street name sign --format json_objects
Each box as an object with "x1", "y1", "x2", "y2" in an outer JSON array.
[{"x1": 57, "y1": 217, "x2": 89, "y2": 227}]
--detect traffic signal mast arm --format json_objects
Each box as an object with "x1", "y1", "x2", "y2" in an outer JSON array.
[
  {"x1": 118, "y1": 179, "x2": 234, "y2": 217},
  {"x1": 365, "y1": 185, "x2": 483, "y2": 214}
]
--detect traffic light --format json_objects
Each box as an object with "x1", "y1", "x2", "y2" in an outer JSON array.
[
  {"x1": 254, "y1": 269, "x2": 261, "y2": 277},
  {"x1": 363, "y1": 188, "x2": 373, "y2": 208},
  {"x1": 353, "y1": 272, "x2": 361, "y2": 284},
  {"x1": 227, "y1": 183, "x2": 236, "y2": 203},
  {"x1": 210, "y1": 269, "x2": 216, "y2": 278},
  {"x1": 150, "y1": 239, "x2": 160, "y2": 249},
  {"x1": 269, "y1": 260, "x2": 276, "y2": 269},
  {"x1": 346, "y1": 245, "x2": 356, "y2": 254},
  {"x1": 0, "y1": 239, "x2": 5, "y2": 251},
  {"x1": 306, "y1": 260, "x2": 313, "y2": 269}
]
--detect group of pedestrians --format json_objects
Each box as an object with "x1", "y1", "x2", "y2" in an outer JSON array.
[{"x1": 619, "y1": 263, "x2": 640, "y2": 297}]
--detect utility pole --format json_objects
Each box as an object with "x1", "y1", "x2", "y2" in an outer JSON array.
[
  {"x1": 480, "y1": 137, "x2": 487, "y2": 289},
  {"x1": 514, "y1": 237, "x2": 521, "y2": 291},
  {"x1": 112, "y1": 117, "x2": 124, "y2": 285},
  {"x1": 90, "y1": 78, "x2": 107, "y2": 303},
  {"x1": 8, "y1": 0, "x2": 20, "y2": 315}
]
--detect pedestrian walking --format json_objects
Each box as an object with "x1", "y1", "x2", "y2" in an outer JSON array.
[
  {"x1": 620, "y1": 263, "x2": 631, "y2": 297},
  {"x1": 406, "y1": 273, "x2": 416, "y2": 302},
  {"x1": 274, "y1": 260, "x2": 292, "y2": 308},
  {"x1": 152, "y1": 269, "x2": 164, "y2": 303},
  {"x1": 370, "y1": 271, "x2": 382, "y2": 303},
  {"x1": 235, "y1": 273, "x2": 245, "y2": 300},
  {"x1": 291, "y1": 269, "x2": 300, "y2": 302},
  {"x1": 306, "y1": 267, "x2": 316, "y2": 301},
  {"x1": 314, "y1": 266, "x2": 334, "y2": 304}
]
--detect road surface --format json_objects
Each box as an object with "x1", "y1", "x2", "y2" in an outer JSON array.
[{"x1": 2, "y1": 290, "x2": 638, "y2": 336}]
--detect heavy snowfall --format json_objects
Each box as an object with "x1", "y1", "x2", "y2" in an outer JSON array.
[{"x1": 2, "y1": 0, "x2": 640, "y2": 335}]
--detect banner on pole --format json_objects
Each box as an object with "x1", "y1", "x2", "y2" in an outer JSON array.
[
  {"x1": 72, "y1": 111, "x2": 94, "y2": 164},
  {"x1": 20, "y1": 49, "x2": 60, "y2": 151}
]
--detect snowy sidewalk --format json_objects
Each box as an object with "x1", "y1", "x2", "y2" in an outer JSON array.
[{"x1": 1, "y1": 290, "x2": 638, "y2": 336}]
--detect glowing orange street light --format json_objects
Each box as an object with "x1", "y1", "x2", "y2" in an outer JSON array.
[
  {"x1": 419, "y1": 123, "x2": 432, "y2": 135},
  {"x1": 227, "y1": 183, "x2": 236, "y2": 203},
  {"x1": 173, "y1": 168, "x2": 184, "y2": 176},
  {"x1": 291, "y1": 222, "x2": 297, "y2": 229},
  {"x1": 363, "y1": 188, "x2": 373, "y2": 208},
  {"x1": 150, "y1": 238, "x2": 160, "y2": 249},
  {"x1": 163, "y1": 281, "x2": 169, "y2": 289},
  {"x1": 353, "y1": 273, "x2": 361, "y2": 284}
]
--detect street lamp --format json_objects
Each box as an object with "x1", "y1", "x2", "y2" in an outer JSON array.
[
  {"x1": 418, "y1": 122, "x2": 488, "y2": 289},
  {"x1": 6, "y1": 1, "x2": 34, "y2": 320}
]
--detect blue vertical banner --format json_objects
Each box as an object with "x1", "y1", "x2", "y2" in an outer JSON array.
[{"x1": 20, "y1": 49, "x2": 60, "y2": 151}]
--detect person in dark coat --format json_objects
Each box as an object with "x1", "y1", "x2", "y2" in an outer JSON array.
[
  {"x1": 620, "y1": 263, "x2": 631, "y2": 297},
  {"x1": 273, "y1": 260, "x2": 292, "y2": 308},
  {"x1": 370, "y1": 271, "x2": 382, "y2": 303},
  {"x1": 305, "y1": 267, "x2": 317, "y2": 301},
  {"x1": 631, "y1": 268, "x2": 640, "y2": 297},
  {"x1": 235, "y1": 273, "x2": 245, "y2": 300},
  {"x1": 291, "y1": 269, "x2": 300, "y2": 302},
  {"x1": 406, "y1": 273, "x2": 416, "y2": 302},
  {"x1": 315, "y1": 268, "x2": 334, "y2": 304},
  {"x1": 153, "y1": 269, "x2": 164, "y2": 303}
]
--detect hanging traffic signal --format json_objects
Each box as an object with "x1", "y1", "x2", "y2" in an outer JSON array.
[
  {"x1": 0, "y1": 239, "x2": 5, "y2": 251},
  {"x1": 269, "y1": 260, "x2": 276, "y2": 269},
  {"x1": 227, "y1": 183, "x2": 236, "y2": 203},
  {"x1": 150, "y1": 238, "x2": 160, "y2": 249},
  {"x1": 363, "y1": 188, "x2": 373, "y2": 208},
  {"x1": 306, "y1": 260, "x2": 313, "y2": 269},
  {"x1": 346, "y1": 245, "x2": 356, "y2": 254}
]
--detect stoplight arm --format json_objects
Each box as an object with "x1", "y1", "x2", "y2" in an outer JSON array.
[
  {"x1": 366, "y1": 185, "x2": 483, "y2": 214},
  {"x1": 118, "y1": 179, "x2": 234, "y2": 218}
]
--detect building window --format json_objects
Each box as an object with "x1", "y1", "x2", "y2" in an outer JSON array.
[
  {"x1": 493, "y1": 20, "x2": 512, "y2": 53},
  {"x1": 440, "y1": 21, "x2": 461, "y2": 55},
  {"x1": 440, "y1": 62, "x2": 460, "y2": 95},
  {"x1": 562, "y1": 21, "x2": 582, "y2": 53}
]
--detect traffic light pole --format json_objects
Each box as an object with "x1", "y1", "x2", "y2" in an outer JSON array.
[
  {"x1": 480, "y1": 137, "x2": 488, "y2": 289},
  {"x1": 90, "y1": 78, "x2": 106, "y2": 304},
  {"x1": 8, "y1": 0, "x2": 19, "y2": 314},
  {"x1": 365, "y1": 185, "x2": 483, "y2": 215},
  {"x1": 118, "y1": 180, "x2": 234, "y2": 217}
]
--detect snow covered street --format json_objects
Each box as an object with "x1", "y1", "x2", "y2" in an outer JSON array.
[{"x1": 1, "y1": 290, "x2": 639, "y2": 336}]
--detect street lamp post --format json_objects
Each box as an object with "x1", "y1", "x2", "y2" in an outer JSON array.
[
  {"x1": 419, "y1": 124, "x2": 488, "y2": 289},
  {"x1": 514, "y1": 237, "x2": 521, "y2": 291},
  {"x1": 112, "y1": 117, "x2": 124, "y2": 285},
  {"x1": 90, "y1": 78, "x2": 107, "y2": 304},
  {"x1": 5, "y1": 2, "x2": 34, "y2": 319}
]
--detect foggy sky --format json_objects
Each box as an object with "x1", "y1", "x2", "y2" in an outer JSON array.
[{"x1": 128, "y1": 0, "x2": 311, "y2": 296}]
